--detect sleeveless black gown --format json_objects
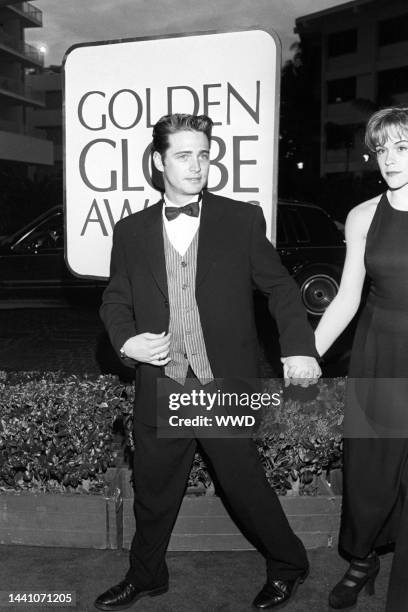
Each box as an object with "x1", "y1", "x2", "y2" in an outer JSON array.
[{"x1": 340, "y1": 193, "x2": 408, "y2": 611}]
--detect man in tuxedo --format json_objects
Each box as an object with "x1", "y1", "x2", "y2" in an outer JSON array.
[{"x1": 95, "y1": 113, "x2": 320, "y2": 611}]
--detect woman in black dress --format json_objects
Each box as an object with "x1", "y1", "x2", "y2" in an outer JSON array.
[{"x1": 315, "y1": 107, "x2": 408, "y2": 612}]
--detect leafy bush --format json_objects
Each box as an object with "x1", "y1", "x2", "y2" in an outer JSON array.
[
  {"x1": 0, "y1": 372, "x2": 132, "y2": 493},
  {"x1": 254, "y1": 378, "x2": 344, "y2": 495},
  {"x1": 0, "y1": 372, "x2": 344, "y2": 496},
  {"x1": 124, "y1": 377, "x2": 345, "y2": 496}
]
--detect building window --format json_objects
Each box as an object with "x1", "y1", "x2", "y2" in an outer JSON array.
[
  {"x1": 378, "y1": 14, "x2": 408, "y2": 46},
  {"x1": 378, "y1": 66, "x2": 408, "y2": 98},
  {"x1": 42, "y1": 126, "x2": 62, "y2": 145},
  {"x1": 327, "y1": 77, "x2": 356, "y2": 104},
  {"x1": 327, "y1": 29, "x2": 357, "y2": 57},
  {"x1": 45, "y1": 90, "x2": 62, "y2": 109},
  {"x1": 325, "y1": 122, "x2": 354, "y2": 150}
]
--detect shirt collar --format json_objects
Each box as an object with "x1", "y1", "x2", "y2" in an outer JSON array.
[{"x1": 163, "y1": 193, "x2": 202, "y2": 208}]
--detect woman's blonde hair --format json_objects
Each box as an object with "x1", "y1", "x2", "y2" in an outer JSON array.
[{"x1": 365, "y1": 107, "x2": 408, "y2": 151}]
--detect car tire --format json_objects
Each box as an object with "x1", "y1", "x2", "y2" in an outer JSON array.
[{"x1": 295, "y1": 265, "x2": 341, "y2": 317}]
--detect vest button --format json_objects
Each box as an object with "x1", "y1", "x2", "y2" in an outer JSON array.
[
  {"x1": 183, "y1": 352, "x2": 188, "y2": 358},
  {"x1": 182, "y1": 284, "x2": 188, "y2": 290},
  {"x1": 181, "y1": 261, "x2": 187, "y2": 267}
]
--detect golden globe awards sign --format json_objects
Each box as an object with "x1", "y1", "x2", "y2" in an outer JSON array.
[{"x1": 63, "y1": 28, "x2": 280, "y2": 278}]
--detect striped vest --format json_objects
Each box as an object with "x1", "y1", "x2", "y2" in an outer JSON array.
[{"x1": 163, "y1": 226, "x2": 214, "y2": 385}]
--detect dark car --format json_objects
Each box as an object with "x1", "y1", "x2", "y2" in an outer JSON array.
[
  {"x1": 0, "y1": 206, "x2": 105, "y2": 302},
  {"x1": 277, "y1": 199, "x2": 345, "y2": 317},
  {"x1": 0, "y1": 201, "x2": 345, "y2": 314}
]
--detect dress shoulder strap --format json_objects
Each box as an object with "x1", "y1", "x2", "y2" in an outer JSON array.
[{"x1": 365, "y1": 192, "x2": 388, "y2": 244}]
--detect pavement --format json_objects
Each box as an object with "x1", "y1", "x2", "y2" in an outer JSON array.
[
  {"x1": 0, "y1": 303, "x2": 131, "y2": 378},
  {"x1": 0, "y1": 301, "x2": 282, "y2": 377},
  {"x1": 0, "y1": 300, "x2": 350, "y2": 377},
  {"x1": 0, "y1": 545, "x2": 393, "y2": 612}
]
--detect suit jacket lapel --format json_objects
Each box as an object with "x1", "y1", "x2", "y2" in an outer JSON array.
[
  {"x1": 142, "y1": 199, "x2": 168, "y2": 299},
  {"x1": 141, "y1": 192, "x2": 224, "y2": 295},
  {"x1": 196, "y1": 191, "x2": 225, "y2": 287}
]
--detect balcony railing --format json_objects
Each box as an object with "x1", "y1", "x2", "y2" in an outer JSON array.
[
  {"x1": 11, "y1": 2, "x2": 43, "y2": 25},
  {"x1": 0, "y1": 74, "x2": 44, "y2": 103},
  {"x1": 0, "y1": 118, "x2": 20, "y2": 133},
  {"x1": 0, "y1": 118, "x2": 45, "y2": 139},
  {"x1": 0, "y1": 30, "x2": 43, "y2": 65}
]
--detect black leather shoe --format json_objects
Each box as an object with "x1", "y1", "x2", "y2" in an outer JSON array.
[
  {"x1": 252, "y1": 570, "x2": 308, "y2": 609},
  {"x1": 94, "y1": 579, "x2": 168, "y2": 610}
]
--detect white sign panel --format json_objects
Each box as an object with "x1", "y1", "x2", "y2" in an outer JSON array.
[{"x1": 64, "y1": 29, "x2": 280, "y2": 278}]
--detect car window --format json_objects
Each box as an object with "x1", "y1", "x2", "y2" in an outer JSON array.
[
  {"x1": 299, "y1": 208, "x2": 343, "y2": 245},
  {"x1": 278, "y1": 207, "x2": 310, "y2": 245},
  {"x1": 276, "y1": 210, "x2": 289, "y2": 245},
  {"x1": 277, "y1": 205, "x2": 343, "y2": 247},
  {"x1": 12, "y1": 213, "x2": 64, "y2": 254}
]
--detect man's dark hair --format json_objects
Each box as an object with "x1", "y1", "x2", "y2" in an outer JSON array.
[{"x1": 152, "y1": 113, "x2": 213, "y2": 156}]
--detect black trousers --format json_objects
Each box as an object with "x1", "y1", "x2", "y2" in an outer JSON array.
[{"x1": 125, "y1": 376, "x2": 307, "y2": 588}]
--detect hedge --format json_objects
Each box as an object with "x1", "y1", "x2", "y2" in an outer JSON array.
[{"x1": 0, "y1": 372, "x2": 344, "y2": 495}]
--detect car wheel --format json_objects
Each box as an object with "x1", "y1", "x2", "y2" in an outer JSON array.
[{"x1": 295, "y1": 265, "x2": 340, "y2": 317}]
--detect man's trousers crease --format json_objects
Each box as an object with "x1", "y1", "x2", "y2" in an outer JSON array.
[{"x1": 126, "y1": 420, "x2": 307, "y2": 587}]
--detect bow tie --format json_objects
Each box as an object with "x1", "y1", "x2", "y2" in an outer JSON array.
[{"x1": 165, "y1": 200, "x2": 200, "y2": 221}]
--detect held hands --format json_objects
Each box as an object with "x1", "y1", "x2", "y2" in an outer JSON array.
[
  {"x1": 280, "y1": 356, "x2": 321, "y2": 388},
  {"x1": 122, "y1": 331, "x2": 171, "y2": 366}
]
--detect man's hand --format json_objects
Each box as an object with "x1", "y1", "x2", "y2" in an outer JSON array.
[
  {"x1": 280, "y1": 356, "x2": 321, "y2": 388},
  {"x1": 122, "y1": 332, "x2": 171, "y2": 366}
]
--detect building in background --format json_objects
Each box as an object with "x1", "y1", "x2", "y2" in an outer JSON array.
[
  {"x1": 26, "y1": 65, "x2": 62, "y2": 177},
  {"x1": 296, "y1": 0, "x2": 408, "y2": 178},
  {"x1": 0, "y1": 0, "x2": 53, "y2": 176}
]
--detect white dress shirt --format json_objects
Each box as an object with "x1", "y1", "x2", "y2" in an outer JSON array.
[{"x1": 162, "y1": 195, "x2": 202, "y2": 256}]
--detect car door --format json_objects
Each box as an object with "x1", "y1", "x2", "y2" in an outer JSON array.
[
  {"x1": 0, "y1": 211, "x2": 65, "y2": 297},
  {"x1": 277, "y1": 205, "x2": 310, "y2": 273}
]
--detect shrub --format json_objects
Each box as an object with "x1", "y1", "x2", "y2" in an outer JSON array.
[
  {"x1": 0, "y1": 372, "x2": 344, "y2": 496},
  {"x1": 124, "y1": 377, "x2": 345, "y2": 496},
  {"x1": 254, "y1": 378, "x2": 344, "y2": 495},
  {"x1": 0, "y1": 372, "x2": 132, "y2": 493}
]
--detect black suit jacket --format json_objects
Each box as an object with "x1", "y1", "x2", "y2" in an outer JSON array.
[{"x1": 100, "y1": 191, "x2": 318, "y2": 424}]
